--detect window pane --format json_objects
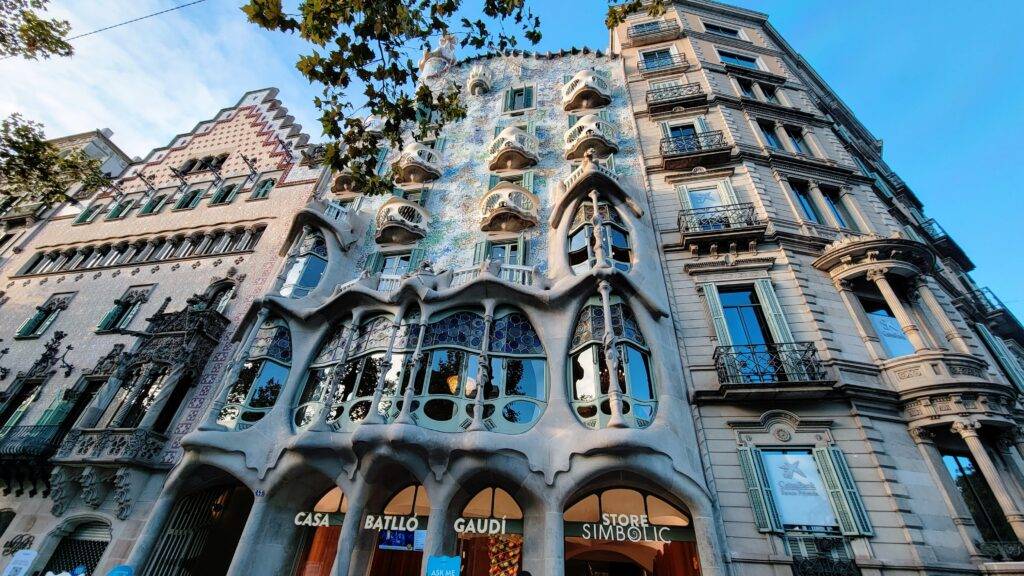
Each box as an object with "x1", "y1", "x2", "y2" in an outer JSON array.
[
  {"x1": 760, "y1": 450, "x2": 838, "y2": 529},
  {"x1": 571, "y1": 347, "x2": 598, "y2": 401},
  {"x1": 249, "y1": 361, "x2": 288, "y2": 408},
  {"x1": 624, "y1": 345, "x2": 654, "y2": 400},
  {"x1": 496, "y1": 358, "x2": 545, "y2": 398}
]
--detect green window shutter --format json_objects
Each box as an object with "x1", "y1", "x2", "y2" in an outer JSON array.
[
  {"x1": 418, "y1": 187, "x2": 432, "y2": 207},
  {"x1": 563, "y1": 74, "x2": 572, "y2": 83},
  {"x1": 0, "y1": 386, "x2": 40, "y2": 436},
  {"x1": 391, "y1": 186, "x2": 405, "y2": 199},
  {"x1": 598, "y1": 110, "x2": 613, "y2": 122},
  {"x1": 16, "y1": 313, "x2": 40, "y2": 337},
  {"x1": 472, "y1": 240, "x2": 490, "y2": 265},
  {"x1": 700, "y1": 282, "x2": 732, "y2": 345},
  {"x1": 503, "y1": 89, "x2": 513, "y2": 112},
  {"x1": 493, "y1": 125, "x2": 503, "y2": 138},
  {"x1": 97, "y1": 304, "x2": 122, "y2": 332},
  {"x1": 977, "y1": 322, "x2": 1024, "y2": 391},
  {"x1": 813, "y1": 447, "x2": 872, "y2": 536},
  {"x1": 523, "y1": 87, "x2": 533, "y2": 108},
  {"x1": 488, "y1": 175, "x2": 500, "y2": 189},
  {"x1": 521, "y1": 171, "x2": 535, "y2": 194},
  {"x1": 753, "y1": 278, "x2": 795, "y2": 344},
  {"x1": 737, "y1": 447, "x2": 783, "y2": 533},
  {"x1": 408, "y1": 248, "x2": 426, "y2": 269},
  {"x1": 533, "y1": 175, "x2": 546, "y2": 196},
  {"x1": 118, "y1": 301, "x2": 142, "y2": 329},
  {"x1": 36, "y1": 392, "x2": 75, "y2": 426},
  {"x1": 515, "y1": 233, "x2": 528, "y2": 265},
  {"x1": 364, "y1": 251, "x2": 383, "y2": 273},
  {"x1": 434, "y1": 136, "x2": 447, "y2": 151},
  {"x1": 696, "y1": 116, "x2": 712, "y2": 133}
]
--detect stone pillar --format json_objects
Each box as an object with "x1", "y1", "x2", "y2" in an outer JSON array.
[
  {"x1": 198, "y1": 308, "x2": 270, "y2": 431},
  {"x1": 773, "y1": 121, "x2": 796, "y2": 154},
  {"x1": 801, "y1": 128, "x2": 827, "y2": 159},
  {"x1": 807, "y1": 180, "x2": 840, "y2": 229},
  {"x1": 838, "y1": 186, "x2": 874, "y2": 233},
  {"x1": 909, "y1": 427, "x2": 985, "y2": 560},
  {"x1": 866, "y1": 269, "x2": 929, "y2": 352},
  {"x1": 333, "y1": 483, "x2": 367, "y2": 576},
  {"x1": 952, "y1": 420, "x2": 1024, "y2": 541},
  {"x1": 774, "y1": 171, "x2": 808, "y2": 225},
  {"x1": 750, "y1": 82, "x2": 767, "y2": 102},
  {"x1": 834, "y1": 279, "x2": 887, "y2": 361},
  {"x1": 538, "y1": 506, "x2": 564, "y2": 576},
  {"x1": 598, "y1": 280, "x2": 626, "y2": 429},
  {"x1": 913, "y1": 278, "x2": 971, "y2": 354},
  {"x1": 124, "y1": 489, "x2": 179, "y2": 571},
  {"x1": 225, "y1": 498, "x2": 270, "y2": 576}
]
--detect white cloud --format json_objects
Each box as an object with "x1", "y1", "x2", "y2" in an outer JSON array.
[{"x1": 0, "y1": 0, "x2": 323, "y2": 158}]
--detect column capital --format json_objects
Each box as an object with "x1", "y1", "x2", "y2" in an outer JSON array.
[
  {"x1": 832, "y1": 278, "x2": 853, "y2": 293},
  {"x1": 952, "y1": 419, "x2": 981, "y2": 439},
  {"x1": 806, "y1": 179, "x2": 821, "y2": 190},
  {"x1": 865, "y1": 267, "x2": 888, "y2": 283},
  {"x1": 771, "y1": 169, "x2": 788, "y2": 183},
  {"x1": 909, "y1": 426, "x2": 935, "y2": 445}
]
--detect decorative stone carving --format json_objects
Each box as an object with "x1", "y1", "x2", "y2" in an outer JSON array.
[
  {"x1": 49, "y1": 466, "x2": 79, "y2": 516},
  {"x1": 113, "y1": 467, "x2": 134, "y2": 520},
  {"x1": 78, "y1": 466, "x2": 112, "y2": 508}
]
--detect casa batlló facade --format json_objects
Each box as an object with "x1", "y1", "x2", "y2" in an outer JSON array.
[{"x1": 2, "y1": 2, "x2": 1024, "y2": 576}]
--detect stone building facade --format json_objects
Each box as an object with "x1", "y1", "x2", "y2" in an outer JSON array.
[
  {"x1": 609, "y1": 1, "x2": 1024, "y2": 576},
  {"x1": 2, "y1": 2, "x2": 1024, "y2": 576},
  {"x1": 0, "y1": 88, "x2": 324, "y2": 575}
]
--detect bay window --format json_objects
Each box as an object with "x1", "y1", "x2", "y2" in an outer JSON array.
[
  {"x1": 280, "y1": 228, "x2": 328, "y2": 298},
  {"x1": 219, "y1": 318, "x2": 292, "y2": 430},
  {"x1": 567, "y1": 200, "x2": 631, "y2": 273}
]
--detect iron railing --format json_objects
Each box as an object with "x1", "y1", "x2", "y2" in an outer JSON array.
[
  {"x1": 978, "y1": 540, "x2": 1024, "y2": 562},
  {"x1": 638, "y1": 54, "x2": 687, "y2": 74},
  {"x1": 0, "y1": 425, "x2": 68, "y2": 458},
  {"x1": 919, "y1": 218, "x2": 948, "y2": 241},
  {"x1": 714, "y1": 342, "x2": 827, "y2": 385},
  {"x1": 646, "y1": 82, "x2": 705, "y2": 106},
  {"x1": 791, "y1": 557, "x2": 861, "y2": 576},
  {"x1": 627, "y1": 19, "x2": 680, "y2": 40},
  {"x1": 679, "y1": 203, "x2": 761, "y2": 233},
  {"x1": 660, "y1": 131, "x2": 728, "y2": 156}
]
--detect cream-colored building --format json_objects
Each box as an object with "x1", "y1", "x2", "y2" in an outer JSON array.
[
  {"x1": 611, "y1": 1, "x2": 1024, "y2": 575},
  {"x1": 0, "y1": 88, "x2": 325, "y2": 574},
  {"x1": 3, "y1": 2, "x2": 1024, "y2": 576}
]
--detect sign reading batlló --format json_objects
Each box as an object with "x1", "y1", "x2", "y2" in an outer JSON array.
[{"x1": 363, "y1": 514, "x2": 421, "y2": 531}]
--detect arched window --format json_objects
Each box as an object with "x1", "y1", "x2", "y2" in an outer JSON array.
[
  {"x1": 366, "y1": 484, "x2": 431, "y2": 572},
  {"x1": 569, "y1": 297, "x2": 655, "y2": 429},
  {"x1": 458, "y1": 487, "x2": 524, "y2": 573},
  {"x1": 280, "y1": 228, "x2": 328, "y2": 298},
  {"x1": 41, "y1": 520, "x2": 111, "y2": 576},
  {"x1": 219, "y1": 318, "x2": 292, "y2": 430},
  {"x1": 295, "y1": 315, "x2": 396, "y2": 430},
  {"x1": 413, "y1": 308, "x2": 546, "y2": 433},
  {"x1": 293, "y1": 488, "x2": 348, "y2": 576},
  {"x1": 251, "y1": 178, "x2": 276, "y2": 200},
  {"x1": 567, "y1": 200, "x2": 631, "y2": 273},
  {"x1": 563, "y1": 487, "x2": 698, "y2": 576}
]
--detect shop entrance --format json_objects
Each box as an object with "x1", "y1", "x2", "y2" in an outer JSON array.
[
  {"x1": 142, "y1": 481, "x2": 254, "y2": 576},
  {"x1": 365, "y1": 484, "x2": 430, "y2": 576},
  {"x1": 564, "y1": 488, "x2": 701, "y2": 576},
  {"x1": 292, "y1": 487, "x2": 347, "y2": 576},
  {"x1": 456, "y1": 487, "x2": 524, "y2": 576}
]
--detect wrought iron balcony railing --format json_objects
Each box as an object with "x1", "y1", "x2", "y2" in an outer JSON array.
[
  {"x1": 714, "y1": 342, "x2": 828, "y2": 385},
  {"x1": 661, "y1": 131, "x2": 728, "y2": 156},
  {"x1": 919, "y1": 218, "x2": 948, "y2": 241},
  {"x1": 679, "y1": 203, "x2": 762, "y2": 233},
  {"x1": 638, "y1": 54, "x2": 688, "y2": 75},
  {"x1": 646, "y1": 82, "x2": 705, "y2": 111},
  {"x1": 0, "y1": 425, "x2": 68, "y2": 459},
  {"x1": 791, "y1": 557, "x2": 861, "y2": 576},
  {"x1": 627, "y1": 20, "x2": 680, "y2": 43}
]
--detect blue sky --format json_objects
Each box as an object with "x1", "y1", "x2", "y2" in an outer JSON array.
[{"x1": 1, "y1": 0, "x2": 1021, "y2": 314}]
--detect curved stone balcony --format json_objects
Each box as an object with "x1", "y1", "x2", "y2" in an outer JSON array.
[
  {"x1": 564, "y1": 114, "x2": 618, "y2": 160},
  {"x1": 562, "y1": 70, "x2": 612, "y2": 111},
  {"x1": 391, "y1": 142, "x2": 441, "y2": 184},
  {"x1": 375, "y1": 197, "x2": 430, "y2": 244},
  {"x1": 331, "y1": 170, "x2": 356, "y2": 194},
  {"x1": 480, "y1": 181, "x2": 539, "y2": 232},
  {"x1": 468, "y1": 64, "x2": 493, "y2": 95},
  {"x1": 487, "y1": 126, "x2": 539, "y2": 171}
]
